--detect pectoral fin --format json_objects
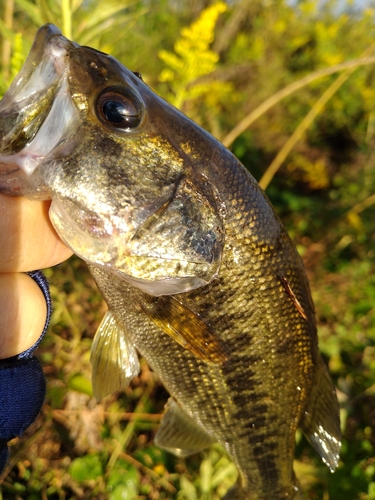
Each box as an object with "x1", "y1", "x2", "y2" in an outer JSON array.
[
  {"x1": 90, "y1": 310, "x2": 140, "y2": 401},
  {"x1": 141, "y1": 295, "x2": 230, "y2": 365},
  {"x1": 300, "y1": 357, "x2": 341, "y2": 471},
  {"x1": 155, "y1": 397, "x2": 215, "y2": 456}
]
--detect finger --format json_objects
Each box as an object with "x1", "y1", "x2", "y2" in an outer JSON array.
[
  {"x1": 0, "y1": 195, "x2": 73, "y2": 272},
  {"x1": 0, "y1": 273, "x2": 47, "y2": 359}
]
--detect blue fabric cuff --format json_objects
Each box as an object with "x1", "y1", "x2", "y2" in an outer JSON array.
[
  {"x1": 17, "y1": 270, "x2": 52, "y2": 359},
  {"x1": 0, "y1": 270, "x2": 51, "y2": 477}
]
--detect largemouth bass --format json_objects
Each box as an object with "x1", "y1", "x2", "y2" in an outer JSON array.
[{"x1": 0, "y1": 25, "x2": 341, "y2": 499}]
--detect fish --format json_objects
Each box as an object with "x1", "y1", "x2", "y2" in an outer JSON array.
[{"x1": 0, "y1": 24, "x2": 341, "y2": 499}]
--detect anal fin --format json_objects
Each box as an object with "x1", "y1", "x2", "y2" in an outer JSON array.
[
  {"x1": 155, "y1": 397, "x2": 215, "y2": 457},
  {"x1": 300, "y1": 356, "x2": 341, "y2": 472}
]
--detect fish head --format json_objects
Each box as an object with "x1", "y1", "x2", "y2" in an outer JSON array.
[{"x1": 0, "y1": 24, "x2": 224, "y2": 295}]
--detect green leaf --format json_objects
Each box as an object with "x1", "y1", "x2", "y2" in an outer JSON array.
[
  {"x1": 68, "y1": 374, "x2": 93, "y2": 396},
  {"x1": 199, "y1": 455, "x2": 212, "y2": 494},
  {"x1": 36, "y1": 0, "x2": 58, "y2": 24},
  {"x1": 177, "y1": 475, "x2": 198, "y2": 500},
  {"x1": 69, "y1": 454, "x2": 103, "y2": 482},
  {"x1": 108, "y1": 464, "x2": 140, "y2": 500},
  {"x1": 211, "y1": 462, "x2": 238, "y2": 489},
  {"x1": 0, "y1": 18, "x2": 17, "y2": 41},
  {"x1": 15, "y1": 0, "x2": 44, "y2": 26}
]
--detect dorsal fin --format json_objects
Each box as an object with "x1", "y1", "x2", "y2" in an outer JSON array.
[
  {"x1": 155, "y1": 397, "x2": 215, "y2": 456},
  {"x1": 300, "y1": 357, "x2": 341, "y2": 471},
  {"x1": 90, "y1": 310, "x2": 140, "y2": 401}
]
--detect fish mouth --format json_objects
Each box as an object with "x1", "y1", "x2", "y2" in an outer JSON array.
[{"x1": 0, "y1": 24, "x2": 79, "y2": 195}]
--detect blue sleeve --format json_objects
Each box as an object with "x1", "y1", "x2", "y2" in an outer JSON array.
[{"x1": 0, "y1": 270, "x2": 51, "y2": 477}]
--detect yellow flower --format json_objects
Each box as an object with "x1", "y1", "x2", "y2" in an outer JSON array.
[{"x1": 158, "y1": 2, "x2": 227, "y2": 110}]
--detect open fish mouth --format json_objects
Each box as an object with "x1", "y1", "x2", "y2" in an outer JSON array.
[{"x1": 0, "y1": 24, "x2": 79, "y2": 196}]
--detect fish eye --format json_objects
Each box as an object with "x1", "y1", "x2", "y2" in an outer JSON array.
[{"x1": 96, "y1": 87, "x2": 144, "y2": 131}]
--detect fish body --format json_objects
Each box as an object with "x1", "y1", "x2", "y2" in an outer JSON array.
[{"x1": 0, "y1": 25, "x2": 340, "y2": 499}]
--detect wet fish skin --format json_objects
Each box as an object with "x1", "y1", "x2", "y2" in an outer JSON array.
[{"x1": 0, "y1": 25, "x2": 340, "y2": 499}]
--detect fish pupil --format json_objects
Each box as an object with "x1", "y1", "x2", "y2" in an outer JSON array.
[{"x1": 103, "y1": 101, "x2": 128, "y2": 124}]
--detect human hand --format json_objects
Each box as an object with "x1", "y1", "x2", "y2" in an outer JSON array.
[
  {"x1": 0, "y1": 194, "x2": 73, "y2": 357},
  {"x1": 0, "y1": 194, "x2": 73, "y2": 476}
]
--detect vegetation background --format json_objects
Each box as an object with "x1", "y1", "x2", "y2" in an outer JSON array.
[{"x1": 1, "y1": 0, "x2": 375, "y2": 498}]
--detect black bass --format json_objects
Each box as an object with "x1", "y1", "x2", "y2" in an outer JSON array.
[{"x1": 0, "y1": 25, "x2": 340, "y2": 499}]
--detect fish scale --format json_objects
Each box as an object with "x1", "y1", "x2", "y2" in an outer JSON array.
[{"x1": 0, "y1": 24, "x2": 340, "y2": 499}]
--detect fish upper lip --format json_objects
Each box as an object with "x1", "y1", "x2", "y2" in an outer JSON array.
[
  {"x1": 0, "y1": 25, "x2": 82, "y2": 178},
  {"x1": 0, "y1": 23, "x2": 78, "y2": 145},
  {"x1": 0, "y1": 25, "x2": 74, "y2": 111}
]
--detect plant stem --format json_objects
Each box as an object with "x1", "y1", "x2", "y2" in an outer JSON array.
[
  {"x1": 259, "y1": 72, "x2": 353, "y2": 190},
  {"x1": 62, "y1": 0, "x2": 72, "y2": 39},
  {"x1": 222, "y1": 56, "x2": 375, "y2": 150},
  {"x1": 106, "y1": 380, "x2": 155, "y2": 471},
  {"x1": 349, "y1": 193, "x2": 375, "y2": 215},
  {"x1": 259, "y1": 48, "x2": 375, "y2": 190},
  {"x1": 2, "y1": 0, "x2": 14, "y2": 81}
]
